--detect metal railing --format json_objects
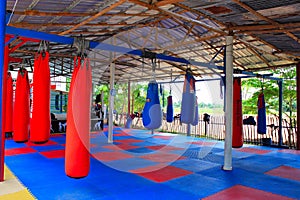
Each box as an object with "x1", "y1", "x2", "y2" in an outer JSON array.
[{"x1": 114, "y1": 114, "x2": 297, "y2": 149}]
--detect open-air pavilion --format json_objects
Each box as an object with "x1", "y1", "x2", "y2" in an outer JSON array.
[{"x1": 0, "y1": 0, "x2": 300, "y2": 199}]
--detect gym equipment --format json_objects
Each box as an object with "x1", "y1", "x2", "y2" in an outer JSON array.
[
  {"x1": 180, "y1": 69, "x2": 196, "y2": 124},
  {"x1": 142, "y1": 81, "x2": 162, "y2": 130},
  {"x1": 13, "y1": 68, "x2": 30, "y2": 143},
  {"x1": 65, "y1": 57, "x2": 91, "y2": 178},
  {"x1": 232, "y1": 77, "x2": 243, "y2": 148},
  {"x1": 257, "y1": 92, "x2": 267, "y2": 134},
  {"x1": 30, "y1": 51, "x2": 51, "y2": 143}
]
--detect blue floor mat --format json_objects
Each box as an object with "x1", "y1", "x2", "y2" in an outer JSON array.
[{"x1": 4, "y1": 127, "x2": 300, "y2": 200}]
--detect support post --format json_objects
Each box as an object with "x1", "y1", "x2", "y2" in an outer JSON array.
[
  {"x1": 296, "y1": 62, "x2": 300, "y2": 150},
  {"x1": 60, "y1": 91, "x2": 63, "y2": 113},
  {"x1": 187, "y1": 124, "x2": 191, "y2": 136},
  {"x1": 223, "y1": 35, "x2": 233, "y2": 171},
  {"x1": 128, "y1": 81, "x2": 131, "y2": 116},
  {"x1": 278, "y1": 80, "x2": 283, "y2": 147},
  {"x1": 108, "y1": 37, "x2": 115, "y2": 143},
  {"x1": 0, "y1": 0, "x2": 7, "y2": 182}
]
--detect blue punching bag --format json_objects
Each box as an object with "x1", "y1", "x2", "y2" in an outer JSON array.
[
  {"x1": 180, "y1": 70, "x2": 196, "y2": 124},
  {"x1": 257, "y1": 92, "x2": 266, "y2": 134},
  {"x1": 166, "y1": 95, "x2": 173, "y2": 123},
  {"x1": 191, "y1": 96, "x2": 199, "y2": 126},
  {"x1": 142, "y1": 81, "x2": 162, "y2": 129}
]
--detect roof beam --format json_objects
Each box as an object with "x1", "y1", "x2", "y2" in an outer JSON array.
[
  {"x1": 59, "y1": 0, "x2": 127, "y2": 35},
  {"x1": 232, "y1": 0, "x2": 300, "y2": 44},
  {"x1": 13, "y1": 10, "x2": 155, "y2": 17},
  {"x1": 158, "y1": 7, "x2": 225, "y2": 35},
  {"x1": 10, "y1": 22, "x2": 132, "y2": 28},
  {"x1": 228, "y1": 22, "x2": 300, "y2": 31},
  {"x1": 155, "y1": 0, "x2": 184, "y2": 7}
]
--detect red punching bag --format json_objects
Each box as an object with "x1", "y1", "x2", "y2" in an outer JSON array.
[
  {"x1": 4, "y1": 72, "x2": 13, "y2": 134},
  {"x1": 232, "y1": 77, "x2": 243, "y2": 148},
  {"x1": 13, "y1": 68, "x2": 30, "y2": 143},
  {"x1": 30, "y1": 52, "x2": 50, "y2": 143},
  {"x1": 65, "y1": 57, "x2": 92, "y2": 178}
]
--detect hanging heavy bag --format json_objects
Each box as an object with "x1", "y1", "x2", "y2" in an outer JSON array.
[
  {"x1": 191, "y1": 96, "x2": 199, "y2": 126},
  {"x1": 232, "y1": 77, "x2": 243, "y2": 148},
  {"x1": 257, "y1": 92, "x2": 267, "y2": 134},
  {"x1": 180, "y1": 69, "x2": 196, "y2": 124},
  {"x1": 65, "y1": 57, "x2": 92, "y2": 178},
  {"x1": 13, "y1": 68, "x2": 30, "y2": 143},
  {"x1": 166, "y1": 95, "x2": 173, "y2": 123},
  {"x1": 142, "y1": 81, "x2": 162, "y2": 130},
  {"x1": 4, "y1": 72, "x2": 13, "y2": 134},
  {"x1": 30, "y1": 51, "x2": 51, "y2": 143}
]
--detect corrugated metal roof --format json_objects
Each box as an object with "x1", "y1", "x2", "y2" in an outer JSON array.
[{"x1": 5, "y1": 0, "x2": 300, "y2": 83}]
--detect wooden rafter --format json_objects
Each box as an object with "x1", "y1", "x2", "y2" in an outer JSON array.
[
  {"x1": 232, "y1": 0, "x2": 300, "y2": 44},
  {"x1": 174, "y1": 3, "x2": 227, "y2": 28},
  {"x1": 155, "y1": 0, "x2": 184, "y2": 7},
  {"x1": 159, "y1": 7, "x2": 225, "y2": 35},
  {"x1": 13, "y1": 10, "x2": 155, "y2": 17},
  {"x1": 246, "y1": 63, "x2": 296, "y2": 72},
  {"x1": 10, "y1": 22, "x2": 132, "y2": 28},
  {"x1": 59, "y1": 0, "x2": 127, "y2": 35},
  {"x1": 228, "y1": 22, "x2": 300, "y2": 31}
]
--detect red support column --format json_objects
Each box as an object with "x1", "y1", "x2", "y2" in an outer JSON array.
[
  {"x1": 0, "y1": 44, "x2": 9, "y2": 182},
  {"x1": 296, "y1": 62, "x2": 300, "y2": 150}
]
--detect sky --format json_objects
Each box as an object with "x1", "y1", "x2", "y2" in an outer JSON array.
[{"x1": 168, "y1": 79, "x2": 224, "y2": 105}]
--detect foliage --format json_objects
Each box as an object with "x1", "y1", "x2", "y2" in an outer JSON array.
[
  {"x1": 242, "y1": 66, "x2": 296, "y2": 125},
  {"x1": 94, "y1": 83, "x2": 148, "y2": 115}
]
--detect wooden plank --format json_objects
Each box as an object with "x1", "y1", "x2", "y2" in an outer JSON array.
[{"x1": 59, "y1": 0, "x2": 127, "y2": 35}]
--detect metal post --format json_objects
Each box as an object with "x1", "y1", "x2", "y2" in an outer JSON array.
[
  {"x1": 278, "y1": 80, "x2": 283, "y2": 147},
  {"x1": 128, "y1": 81, "x2": 130, "y2": 116},
  {"x1": 0, "y1": 0, "x2": 7, "y2": 182},
  {"x1": 187, "y1": 123, "x2": 191, "y2": 136},
  {"x1": 223, "y1": 35, "x2": 233, "y2": 171},
  {"x1": 108, "y1": 37, "x2": 115, "y2": 143},
  {"x1": 60, "y1": 91, "x2": 63, "y2": 113},
  {"x1": 296, "y1": 62, "x2": 300, "y2": 150}
]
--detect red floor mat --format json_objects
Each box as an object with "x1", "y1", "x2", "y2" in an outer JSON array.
[
  {"x1": 102, "y1": 144, "x2": 138, "y2": 150},
  {"x1": 278, "y1": 149, "x2": 300, "y2": 155},
  {"x1": 203, "y1": 185, "x2": 294, "y2": 200},
  {"x1": 26, "y1": 140, "x2": 58, "y2": 146},
  {"x1": 114, "y1": 139, "x2": 143, "y2": 143},
  {"x1": 140, "y1": 152, "x2": 186, "y2": 163},
  {"x1": 5, "y1": 147, "x2": 37, "y2": 156},
  {"x1": 113, "y1": 132, "x2": 130, "y2": 137},
  {"x1": 147, "y1": 145, "x2": 184, "y2": 151},
  {"x1": 265, "y1": 165, "x2": 300, "y2": 182},
  {"x1": 92, "y1": 151, "x2": 133, "y2": 161},
  {"x1": 153, "y1": 135, "x2": 174, "y2": 140},
  {"x1": 133, "y1": 165, "x2": 192, "y2": 183},
  {"x1": 40, "y1": 149, "x2": 65, "y2": 159},
  {"x1": 187, "y1": 141, "x2": 216, "y2": 146},
  {"x1": 237, "y1": 147, "x2": 271, "y2": 155}
]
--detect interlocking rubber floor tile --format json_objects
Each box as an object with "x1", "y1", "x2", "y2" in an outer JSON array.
[
  {"x1": 26, "y1": 140, "x2": 58, "y2": 146},
  {"x1": 278, "y1": 149, "x2": 300, "y2": 155},
  {"x1": 92, "y1": 151, "x2": 133, "y2": 161},
  {"x1": 133, "y1": 165, "x2": 193, "y2": 183},
  {"x1": 5, "y1": 147, "x2": 37, "y2": 156},
  {"x1": 140, "y1": 152, "x2": 186, "y2": 163},
  {"x1": 147, "y1": 145, "x2": 184, "y2": 151},
  {"x1": 40, "y1": 149, "x2": 65, "y2": 159},
  {"x1": 203, "y1": 185, "x2": 295, "y2": 200},
  {"x1": 265, "y1": 165, "x2": 300, "y2": 182},
  {"x1": 236, "y1": 147, "x2": 272, "y2": 155}
]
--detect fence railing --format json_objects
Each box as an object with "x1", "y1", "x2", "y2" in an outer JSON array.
[{"x1": 114, "y1": 113, "x2": 297, "y2": 149}]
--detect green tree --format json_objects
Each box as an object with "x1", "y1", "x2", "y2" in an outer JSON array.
[{"x1": 242, "y1": 66, "x2": 296, "y2": 126}]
